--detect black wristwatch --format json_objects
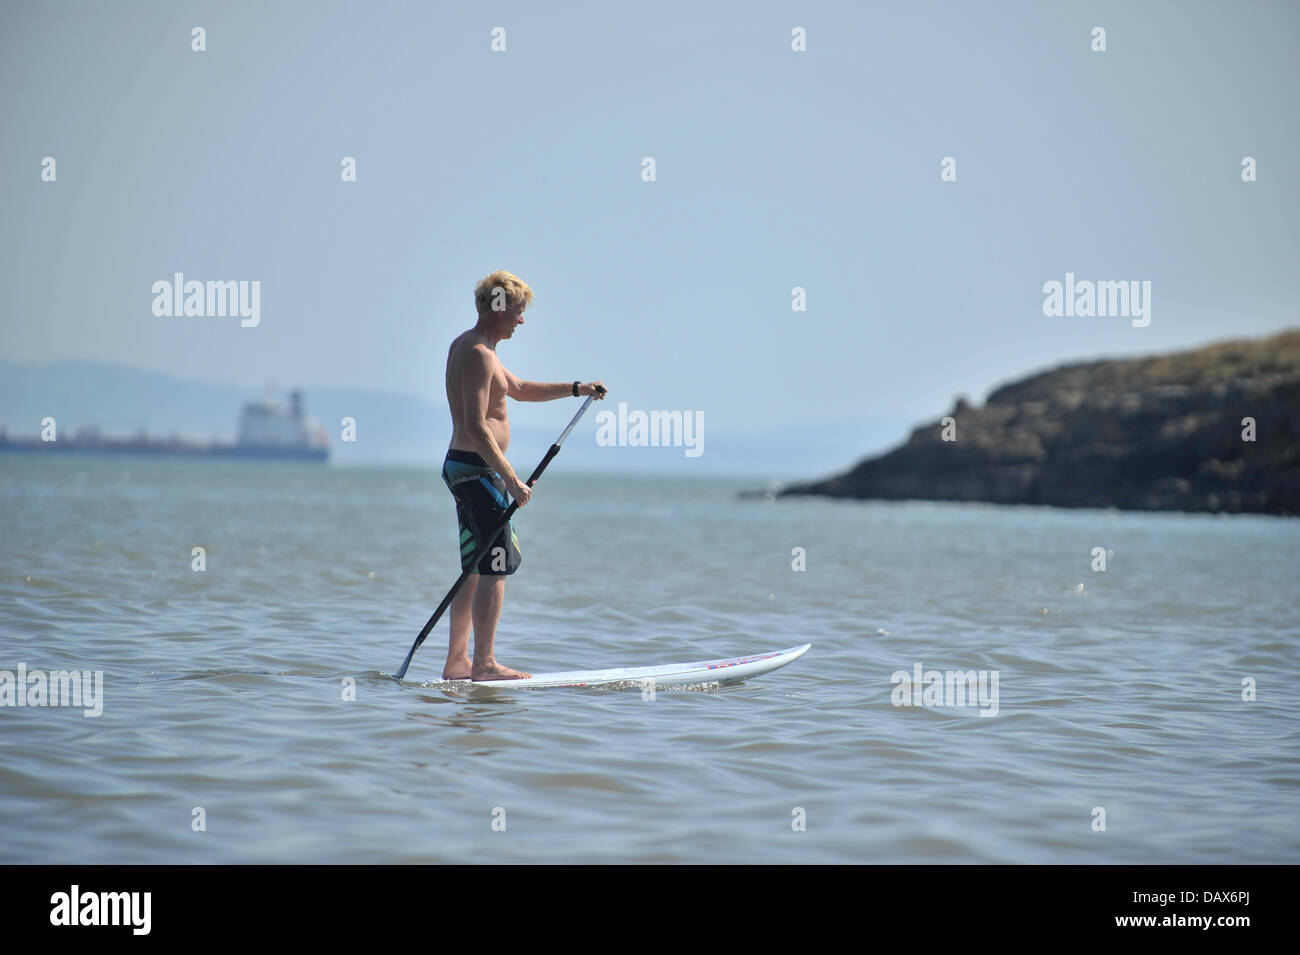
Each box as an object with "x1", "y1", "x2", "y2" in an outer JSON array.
[{"x1": 572, "y1": 380, "x2": 580, "y2": 397}]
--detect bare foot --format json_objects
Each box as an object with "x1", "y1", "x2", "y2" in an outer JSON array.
[
  {"x1": 472, "y1": 660, "x2": 532, "y2": 681},
  {"x1": 442, "y1": 655, "x2": 473, "y2": 681}
]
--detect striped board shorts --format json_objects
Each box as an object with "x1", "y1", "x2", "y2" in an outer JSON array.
[{"x1": 441, "y1": 449, "x2": 522, "y2": 576}]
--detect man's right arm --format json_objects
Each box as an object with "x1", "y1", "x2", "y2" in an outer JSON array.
[{"x1": 462, "y1": 346, "x2": 530, "y2": 505}]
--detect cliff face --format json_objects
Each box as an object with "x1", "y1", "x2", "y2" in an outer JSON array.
[{"x1": 778, "y1": 330, "x2": 1300, "y2": 515}]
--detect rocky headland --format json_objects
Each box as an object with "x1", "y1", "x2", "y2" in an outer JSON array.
[{"x1": 774, "y1": 330, "x2": 1300, "y2": 515}]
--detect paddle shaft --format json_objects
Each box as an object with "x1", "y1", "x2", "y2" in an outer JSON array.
[{"x1": 394, "y1": 396, "x2": 594, "y2": 679}]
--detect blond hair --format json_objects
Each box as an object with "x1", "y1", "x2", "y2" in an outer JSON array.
[{"x1": 474, "y1": 270, "x2": 534, "y2": 316}]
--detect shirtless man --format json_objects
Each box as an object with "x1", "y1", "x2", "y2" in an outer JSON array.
[{"x1": 442, "y1": 270, "x2": 607, "y2": 680}]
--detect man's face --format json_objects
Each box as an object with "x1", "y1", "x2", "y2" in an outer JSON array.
[{"x1": 502, "y1": 302, "x2": 525, "y2": 337}]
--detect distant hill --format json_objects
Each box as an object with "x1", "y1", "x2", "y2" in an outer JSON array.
[
  {"x1": 0, "y1": 360, "x2": 445, "y2": 465},
  {"x1": 776, "y1": 330, "x2": 1300, "y2": 515}
]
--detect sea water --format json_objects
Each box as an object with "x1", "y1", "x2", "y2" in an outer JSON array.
[{"x1": 1, "y1": 455, "x2": 1296, "y2": 863}]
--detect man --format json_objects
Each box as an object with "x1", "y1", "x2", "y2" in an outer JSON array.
[{"x1": 442, "y1": 270, "x2": 607, "y2": 680}]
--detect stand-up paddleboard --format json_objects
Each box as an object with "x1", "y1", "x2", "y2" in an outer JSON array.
[{"x1": 431, "y1": 643, "x2": 811, "y2": 689}]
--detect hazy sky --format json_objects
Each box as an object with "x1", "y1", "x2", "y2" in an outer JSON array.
[{"x1": 3, "y1": 0, "x2": 1297, "y2": 438}]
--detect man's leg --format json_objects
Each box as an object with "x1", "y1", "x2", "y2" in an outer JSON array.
[
  {"x1": 443, "y1": 573, "x2": 477, "y2": 680},
  {"x1": 470, "y1": 574, "x2": 531, "y2": 680}
]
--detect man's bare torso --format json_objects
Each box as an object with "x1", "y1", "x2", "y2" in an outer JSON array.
[{"x1": 446, "y1": 330, "x2": 510, "y2": 455}]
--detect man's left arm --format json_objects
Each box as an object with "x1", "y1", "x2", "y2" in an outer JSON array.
[{"x1": 507, "y1": 375, "x2": 607, "y2": 402}]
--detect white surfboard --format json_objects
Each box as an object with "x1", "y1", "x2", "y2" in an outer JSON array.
[{"x1": 432, "y1": 643, "x2": 811, "y2": 689}]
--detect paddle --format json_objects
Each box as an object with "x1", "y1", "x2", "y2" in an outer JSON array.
[{"x1": 393, "y1": 395, "x2": 596, "y2": 680}]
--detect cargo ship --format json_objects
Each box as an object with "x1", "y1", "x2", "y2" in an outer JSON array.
[{"x1": 0, "y1": 389, "x2": 330, "y2": 462}]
